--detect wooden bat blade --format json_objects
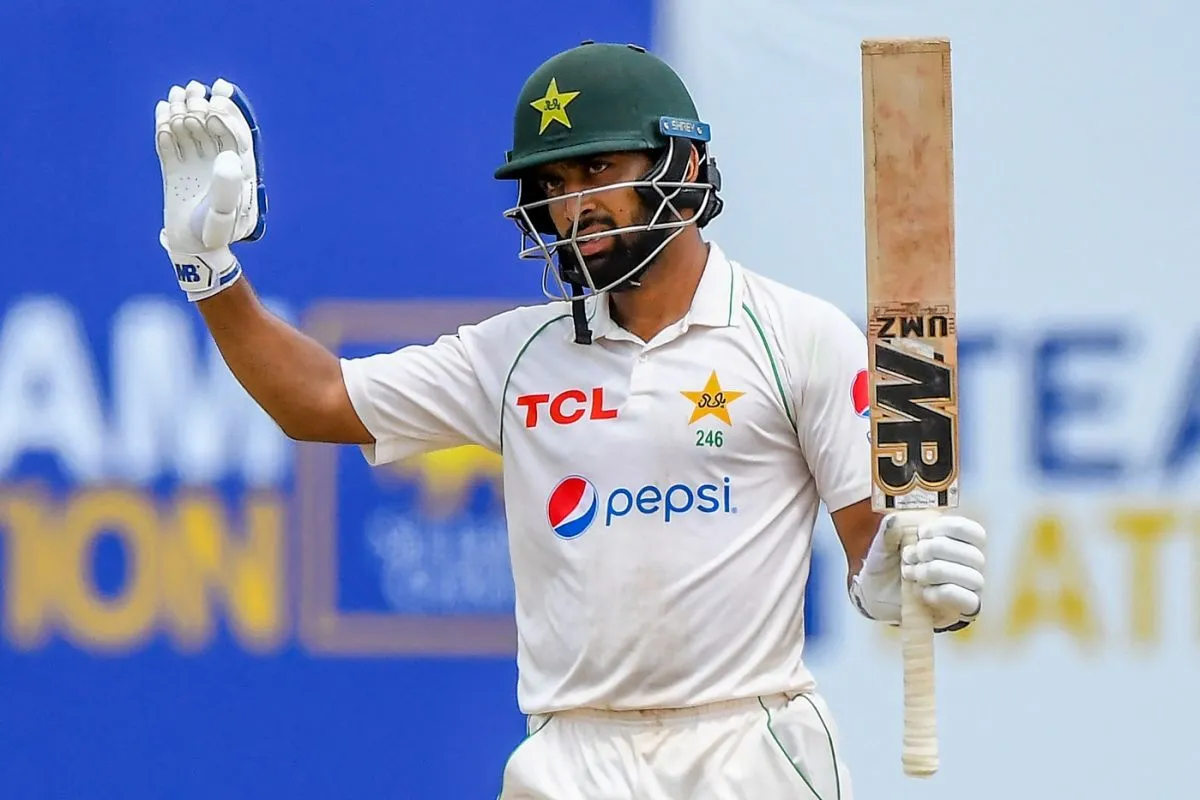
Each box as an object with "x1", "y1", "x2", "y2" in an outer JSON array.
[
  {"x1": 861, "y1": 36, "x2": 960, "y2": 779},
  {"x1": 862, "y1": 36, "x2": 960, "y2": 514}
]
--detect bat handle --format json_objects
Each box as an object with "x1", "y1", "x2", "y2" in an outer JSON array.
[{"x1": 898, "y1": 512, "x2": 939, "y2": 777}]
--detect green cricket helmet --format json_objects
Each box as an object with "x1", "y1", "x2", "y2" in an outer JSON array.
[{"x1": 494, "y1": 42, "x2": 723, "y2": 321}]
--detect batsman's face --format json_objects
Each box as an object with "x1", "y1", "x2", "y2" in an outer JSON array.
[{"x1": 534, "y1": 151, "x2": 655, "y2": 267}]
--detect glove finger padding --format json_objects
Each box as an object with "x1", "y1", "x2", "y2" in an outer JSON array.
[
  {"x1": 906, "y1": 536, "x2": 986, "y2": 574},
  {"x1": 201, "y1": 151, "x2": 244, "y2": 249},
  {"x1": 207, "y1": 95, "x2": 252, "y2": 155},
  {"x1": 211, "y1": 78, "x2": 266, "y2": 241},
  {"x1": 183, "y1": 81, "x2": 211, "y2": 157},
  {"x1": 921, "y1": 584, "x2": 981, "y2": 620},
  {"x1": 158, "y1": 77, "x2": 266, "y2": 258},
  {"x1": 902, "y1": 559, "x2": 984, "y2": 594},
  {"x1": 918, "y1": 514, "x2": 986, "y2": 548},
  {"x1": 167, "y1": 85, "x2": 196, "y2": 161},
  {"x1": 155, "y1": 100, "x2": 179, "y2": 165}
]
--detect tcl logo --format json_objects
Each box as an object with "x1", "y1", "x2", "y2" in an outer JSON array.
[{"x1": 516, "y1": 388, "x2": 618, "y2": 428}]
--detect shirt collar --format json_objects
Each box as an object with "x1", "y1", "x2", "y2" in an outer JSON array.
[
  {"x1": 585, "y1": 240, "x2": 743, "y2": 342},
  {"x1": 687, "y1": 241, "x2": 743, "y2": 329}
]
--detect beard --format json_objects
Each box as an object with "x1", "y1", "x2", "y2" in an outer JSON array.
[{"x1": 558, "y1": 210, "x2": 668, "y2": 292}]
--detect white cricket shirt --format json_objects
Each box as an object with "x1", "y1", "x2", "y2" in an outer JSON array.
[{"x1": 341, "y1": 241, "x2": 872, "y2": 714}]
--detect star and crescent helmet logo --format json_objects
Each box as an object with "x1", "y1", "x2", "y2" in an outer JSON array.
[{"x1": 530, "y1": 78, "x2": 580, "y2": 134}]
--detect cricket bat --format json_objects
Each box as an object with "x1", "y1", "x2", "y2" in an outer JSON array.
[{"x1": 861, "y1": 37, "x2": 960, "y2": 778}]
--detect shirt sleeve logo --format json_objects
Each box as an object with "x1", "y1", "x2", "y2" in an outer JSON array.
[{"x1": 852, "y1": 369, "x2": 871, "y2": 418}]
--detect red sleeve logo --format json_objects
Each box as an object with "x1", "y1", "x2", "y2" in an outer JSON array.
[{"x1": 851, "y1": 369, "x2": 870, "y2": 418}]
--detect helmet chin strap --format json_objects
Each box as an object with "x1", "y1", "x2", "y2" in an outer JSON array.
[
  {"x1": 557, "y1": 224, "x2": 681, "y2": 345},
  {"x1": 555, "y1": 247, "x2": 600, "y2": 345},
  {"x1": 570, "y1": 283, "x2": 592, "y2": 345}
]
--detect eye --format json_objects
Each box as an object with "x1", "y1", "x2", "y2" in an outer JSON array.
[
  {"x1": 587, "y1": 159, "x2": 610, "y2": 176},
  {"x1": 539, "y1": 176, "x2": 564, "y2": 196}
]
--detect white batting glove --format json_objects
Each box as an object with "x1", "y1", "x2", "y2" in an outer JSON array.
[
  {"x1": 850, "y1": 511, "x2": 987, "y2": 631},
  {"x1": 155, "y1": 78, "x2": 267, "y2": 301}
]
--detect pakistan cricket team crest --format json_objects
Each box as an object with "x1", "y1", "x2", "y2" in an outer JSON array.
[
  {"x1": 681, "y1": 371, "x2": 744, "y2": 450},
  {"x1": 530, "y1": 78, "x2": 580, "y2": 134},
  {"x1": 681, "y1": 371, "x2": 745, "y2": 425}
]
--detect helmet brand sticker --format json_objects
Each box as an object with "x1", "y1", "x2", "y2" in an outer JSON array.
[{"x1": 659, "y1": 117, "x2": 710, "y2": 141}]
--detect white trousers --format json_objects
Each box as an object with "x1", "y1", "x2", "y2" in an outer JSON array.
[{"x1": 498, "y1": 692, "x2": 852, "y2": 800}]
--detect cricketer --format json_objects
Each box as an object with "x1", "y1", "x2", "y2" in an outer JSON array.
[{"x1": 154, "y1": 41, "x2": 988, "y2": 799}]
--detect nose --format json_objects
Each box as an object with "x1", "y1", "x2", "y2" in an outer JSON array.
[{"x1": 557, "y1": 185, "x2": 598, "y2": 234}]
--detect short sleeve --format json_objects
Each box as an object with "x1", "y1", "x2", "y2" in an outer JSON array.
[
  {"x1": 340, "y1": 328, "x2": 498, "y2": 466},
  {"x1": 795, "y1": 304, "x2": 873, "y2": 512}
]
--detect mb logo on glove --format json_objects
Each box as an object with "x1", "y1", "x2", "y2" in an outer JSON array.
[{"x1": 175, "y1": 263, "x2": 203, "y2": 284}]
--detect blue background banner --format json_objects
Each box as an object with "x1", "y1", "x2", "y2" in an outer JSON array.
[{"x1": 0, "y1": 2, "x2": 664, "y2": 798}]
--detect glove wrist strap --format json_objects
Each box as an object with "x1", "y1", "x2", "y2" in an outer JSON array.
[{"x1": 169, "y1": 246, "x2": 243, "y2": 302}]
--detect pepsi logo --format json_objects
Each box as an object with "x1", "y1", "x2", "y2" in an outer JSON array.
[
  {"x1": 851, "y1": 369, "x2": 870, "y2": 418},
  {"x1": 546, "y1": 475, "x2": 599, "y2": 539}
]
